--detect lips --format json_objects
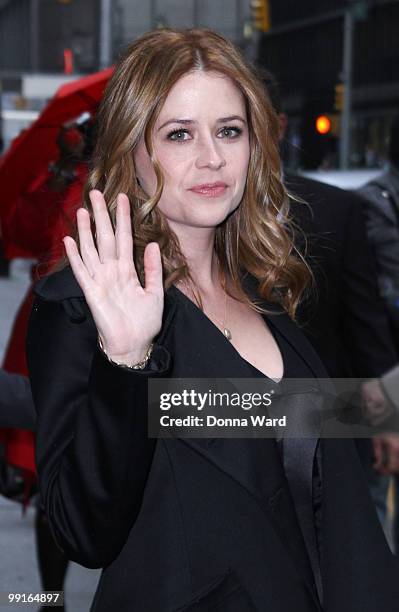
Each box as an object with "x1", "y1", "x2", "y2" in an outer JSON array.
[{"x1": 188, "y1": 182, "x2": 228, "y2": 197}]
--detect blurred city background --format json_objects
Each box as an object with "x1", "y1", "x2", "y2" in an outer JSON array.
[{"x1": 0, "y1": 0, "x2": 397, "y2": 176}]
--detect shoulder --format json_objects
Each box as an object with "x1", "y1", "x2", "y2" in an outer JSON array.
[
  {"x1": 286, "y1": 174, "x2": 367, "y2": 243},
  {"x1": 32, "y1": 265, "x2": 92, "y2": 326},
  {"x1": 358, "y1": 172, "x2": 393, "y2": 203},
  {"x1": 287, "y1": 173, "x2": 362, "y2": 212},
  {"x1": 34, "y1": 265, "x2": 84, "y2": 302}
]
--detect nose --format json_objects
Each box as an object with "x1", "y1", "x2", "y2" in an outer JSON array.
[{"x1": 195, "y1": 135, "x2": 226, "y2": 170}]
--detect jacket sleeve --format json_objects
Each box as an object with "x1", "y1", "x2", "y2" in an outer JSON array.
[
  {"x1": 358, "y1": 184, "x2": 399, "y2": 335},
  {"x1": 27, "y1": 295, "x2": 171, "y2": 568},
  {"x1": 0, "y1": 369, "x2": 36, "y2": 430}
]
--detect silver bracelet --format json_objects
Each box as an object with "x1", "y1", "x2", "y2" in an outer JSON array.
[{"x1": 97, "y1": 335, "x2": 154, "y2": 370}]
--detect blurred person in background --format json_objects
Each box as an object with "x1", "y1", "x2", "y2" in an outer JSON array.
[
  {"x1": 0, "y1": 117, "x2": 94, "y2": 612},
  {"x1": 358, "y1": 115, "x2": 399, "y2": 551},
  {"x1": 358, "y1": 115, "x2": 399, "y2": 348},
  {"x1": 261, "y1": 69, "x2": 397, "y2": 383},
  {"x1": 0, "y1": 371, "x2": 36, "y2": 505},
  {"x1": 262, "y1": 70, "x2": 399, "y2": 549}
]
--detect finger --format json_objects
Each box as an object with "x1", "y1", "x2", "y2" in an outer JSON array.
[
  {"x1": 115, "y1": 194, "x2": 134, "y2": 262},
  {"x1": 386, "y1": 446, "x2": 396, "y2": 474},
  {"x1": 89, "y1": 189, "x2": 116, "y2": 261},
  {"x1": 368, "y1": 401, "x2": 389, "y2": 426},
  {"x1": 63, "y1": 236, "x2": 94, "y2": 294},
  {"x1": 386, "y1": 440, "x2": 399, "y2": 473},
  {"x1": 143, "y1": 242, "x2": 163, "y2": 295},
  {"x1": 378, "y1": 440, "x2": 391, "y2": 475},
  {"x1": 76, "y1": 208, "x2": 100, "y2": 276}
]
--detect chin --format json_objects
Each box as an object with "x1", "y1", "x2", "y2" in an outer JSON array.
[
  {"x1": 161, "y1": 199, "x2": 239, "y2": 229},
  {"x1": 188, "y1": 208, "x2": 235, "y2": 228}
]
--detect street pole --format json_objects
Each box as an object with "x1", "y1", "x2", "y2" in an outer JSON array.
[
  {"x1": 99, "y1": 0, "x2": 112, "y2": 70},
  {"x1": 339, "y1": 6, "x2": 354, "y2": 170}
]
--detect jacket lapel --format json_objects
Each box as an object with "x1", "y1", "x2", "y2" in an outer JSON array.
[
  {"x1": 162, "y1": 284, "x2": 322, "y2": 608},
  {"x1": 253, "y1": 286, "x2": 329, "y2": 601}
]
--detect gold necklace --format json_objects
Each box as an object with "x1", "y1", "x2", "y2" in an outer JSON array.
[
  {"x1": 212, "y1": 269, "x2": 232, "y2": 341},
  {"x1": 178, "y1": 267, "x2": 232, "y2": 341},
  {"x1": 203, "y1": 286, "x2": 232, "y2": 340}
]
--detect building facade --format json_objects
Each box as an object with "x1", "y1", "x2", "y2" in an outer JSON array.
[{"x1": 257, "y1": 0, "x2": 399, "y2": 169}]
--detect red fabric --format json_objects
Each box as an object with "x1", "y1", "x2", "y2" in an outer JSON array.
[
  {"x1": 7, "y1": 165, "x2": 86, "y2": 269},
  {"x1": 0, "y1": 66, "x2": 113, "y2": 259},
  {"x1": 1, "y1": 164, "x2": 87, "y2": 477},
  {"x1": 62, "y1": 127, "x2": 84, "y2": 148}
]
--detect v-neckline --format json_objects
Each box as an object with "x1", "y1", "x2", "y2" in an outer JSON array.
[{"x1": 170, "y1": 284, "x2": 285, "y2": 383}]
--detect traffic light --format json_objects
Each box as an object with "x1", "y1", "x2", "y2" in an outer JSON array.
[
  {"x1": 315, "y1": 114, "x2": 340, "y2": 137},
  {"x1": 251, "y1": 0, "x2": 271, "y2": 32},
  {"x1": 316, "y1": 115, "x2": 331, "y2": 135},
  {"x1": 334, "y1": 83, "x2": 345, "y2": 112}
]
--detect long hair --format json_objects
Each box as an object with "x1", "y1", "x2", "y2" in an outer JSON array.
[{"x1": 83, "y1": 28, "x2": 310, "y2": 318}]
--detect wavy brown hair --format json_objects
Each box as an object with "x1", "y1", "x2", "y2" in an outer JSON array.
[{"x1": 83, "y1": 28, "x2": 310, "y2": 318}]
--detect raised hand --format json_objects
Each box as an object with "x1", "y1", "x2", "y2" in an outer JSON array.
[{"x1": 63, "y1": 190, "x2": 164, "y2": 366}]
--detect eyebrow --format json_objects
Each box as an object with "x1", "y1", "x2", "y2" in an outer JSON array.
[{"x1": 158, "y1": 115, "x2": 247, "y2": 130}]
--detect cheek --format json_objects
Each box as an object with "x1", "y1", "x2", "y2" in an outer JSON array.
[
  {"x1": 154, "y1": 155, "x2": 190, "y2": 200},
  {"x1": 157, "y1": 149, "x2": 187, "y2": 179},
  {"x1": 234, "y1": 143, "x2": 250, "y2": 182},
  {"x1": 230, "y1": 144, "x2": 250, "y2": 206}
]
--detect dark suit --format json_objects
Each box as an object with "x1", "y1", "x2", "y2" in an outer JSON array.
[
  {"x1": 286, "y1": 174, "x2": 397, "y2": 378},
  {"x1": 27, "y1": 266, "x2": 399, "y2": 611}
]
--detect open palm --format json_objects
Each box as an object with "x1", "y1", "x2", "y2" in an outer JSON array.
[{"x1": 63, "y1": 190, "x2": 164, "y2": 364}]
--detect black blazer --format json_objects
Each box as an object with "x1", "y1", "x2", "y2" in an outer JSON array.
[
  {"x1": 27, "y1": 267, "x2": 399, "y2": 612},
  {"x1": 287, "y1": 174, "x2": 397, "y2": 378}
]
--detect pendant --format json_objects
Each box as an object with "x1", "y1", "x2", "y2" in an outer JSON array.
[{"x1": 223, "y1": 327, "x2": 232, "y2": 341}]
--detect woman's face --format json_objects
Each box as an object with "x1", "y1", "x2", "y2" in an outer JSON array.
[{"x1": 134, "y1": 70, "x2": 250, "y2": 232}]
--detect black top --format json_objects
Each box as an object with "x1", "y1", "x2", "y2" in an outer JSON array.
[
  {"x1": 243, "y1": 320, "x2": 323, "y2": 605},
  {"x1": 243, "y1": 319, "x2": 312, "y2": 379}
]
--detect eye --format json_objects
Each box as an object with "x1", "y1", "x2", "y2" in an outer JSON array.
[
  {"x1": 218, "y1": 126, "x2": 243, "y2": 139},
  {"x1": 167, "y1": 129, "x2": 191, "y2": 142}
]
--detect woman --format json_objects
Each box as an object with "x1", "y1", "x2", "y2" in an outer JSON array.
[{"x1": 27, "y1": 29, "x2": 399, "y2": 611}]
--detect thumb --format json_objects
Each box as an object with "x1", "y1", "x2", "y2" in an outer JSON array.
[{"x1": 372, "y1": 437, "x2": 384, "y2": 472}]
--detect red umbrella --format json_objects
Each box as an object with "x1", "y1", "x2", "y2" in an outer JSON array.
[{"x1": 0, "y1": 66, "x2": 113, "y2": 258}]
